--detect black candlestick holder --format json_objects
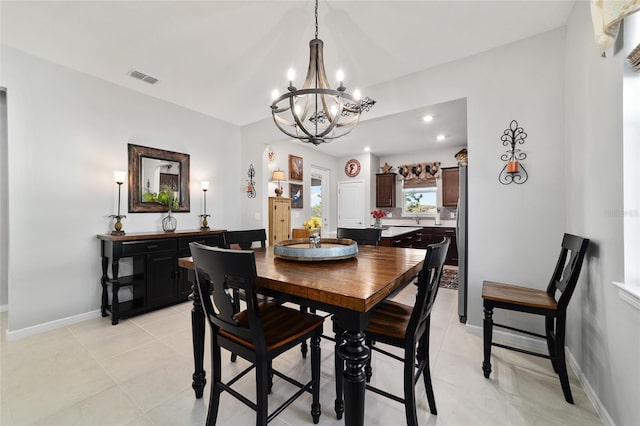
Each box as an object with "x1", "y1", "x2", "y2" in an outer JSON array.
[
  {"x1": 498, "y1": 120, "x2": 529, "y2": 185},
  {"x1": 110, "y1": 180, "x2": 126, "y2": 235}
]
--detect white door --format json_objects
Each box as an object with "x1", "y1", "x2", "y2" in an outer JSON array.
[
  {"x1": 338, "y1": 180, "x2": 365, "y2": 228},
  {"x1": 310, "y1": 166, "x2": 330, "y2": 230}
]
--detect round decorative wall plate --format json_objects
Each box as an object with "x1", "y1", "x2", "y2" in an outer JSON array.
[{"x1": 345, "y1": 159, "x2": 361, "y2": 177}]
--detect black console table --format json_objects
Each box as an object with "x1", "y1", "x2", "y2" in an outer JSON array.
[{"x1": 97, "y1": 230, "x2": 224, "y2": 325}]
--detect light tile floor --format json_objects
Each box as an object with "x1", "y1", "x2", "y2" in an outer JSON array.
[{"x1": 1, "y1": 287, "x2": 602, "y2": 426}]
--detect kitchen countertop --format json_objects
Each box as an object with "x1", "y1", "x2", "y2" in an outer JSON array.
[
  {"x1": 380, "y1": 218, "x2": 457, "y2": 228},
  {"x1": 380, "y1": 226, "x2": 423, "y2": 238}
]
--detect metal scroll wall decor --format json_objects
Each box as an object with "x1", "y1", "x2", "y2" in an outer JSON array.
[
  {"x1": 246, "y1": 164, "x2": 256, "y2": 198},
  {"x1": 499, "y1": 120, "x2": 528, "y2": 185}
]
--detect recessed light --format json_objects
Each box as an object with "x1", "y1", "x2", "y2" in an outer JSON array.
[
  {"x1": 422, "y1": 115, "x2": 434, "y2": 122},
  {"x1": 364, "y1": 147, "x2": 371, "y2": 152},
  {"x1": 437, "y1": 134, "x2": 446, "y2": 141}
]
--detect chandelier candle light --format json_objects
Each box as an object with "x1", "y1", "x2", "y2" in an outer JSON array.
[
  {"x1": 110, "y1": 171, "x2": 127, "y2": 236},
  {"x1": 200, "y1": 181, "x2": 210, "y2": 230},
  {"x1": 270, "y1": 0, "x2": 375, "y2": 145}
]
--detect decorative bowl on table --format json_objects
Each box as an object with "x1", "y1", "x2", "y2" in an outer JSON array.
[{"x1": 274, "y1": 238, "x2": 358, "y2": 261}]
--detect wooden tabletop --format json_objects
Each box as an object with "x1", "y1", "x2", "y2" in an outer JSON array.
[{"x1": 179, "y1": 245, "x2": 426, "y2": 313}]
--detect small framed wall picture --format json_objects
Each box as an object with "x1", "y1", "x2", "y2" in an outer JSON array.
[
  {"x1": 290, "y1": 183, "x2": 303, "y2": 208},
  {"x1": 289, "y1": 155, "x2": 303, "y2": 181},
  {"x1": 345, "y1": 159, "x2": 361, "y2": 177}
]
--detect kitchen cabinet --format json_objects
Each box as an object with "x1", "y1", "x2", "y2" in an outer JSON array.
[
  {"x1": 98, "y1": 230, "x2": 224, "y2": 324},
  {"x1": 146, "y1": 251, "x2": 179, "y2": 308},
  {"x1": 376, "y1": 173, "x2": 396, "y2": 208},
  {"x1": 269, "y1": 197, "x2": 291, "y2": 245},
  {"x1": 442, "y1": 167, "x2": 459, "y2": 207},
  {"x1": 415, "y1": 226, "x2": 458, "y2": 266},
  {"x1": 380, "y1": 227, "x2": 421, "y2": 248}
]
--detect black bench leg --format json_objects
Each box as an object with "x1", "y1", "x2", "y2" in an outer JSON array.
[{"x1": 482, "y1": 305, "x2": 493, "y2": 378}]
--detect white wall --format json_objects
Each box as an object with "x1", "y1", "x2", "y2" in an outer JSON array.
[
  {"x1": 565, "y1": 3, "x2": 639, "y2": 425},
  {"x1": 1, "y1": 46, "x2": 241, "y2": 332},
  {"x1": 1, "y1": 88, "x2": 8, "y2": 310},
  {"x1": 623, "y1": 13, "x2": 640, "y2": 289}
]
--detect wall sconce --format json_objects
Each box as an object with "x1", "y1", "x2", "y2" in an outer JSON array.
[
  {"x1": 200, "y1": 181, "x2": 210, "y2": 230},
  {"x1": 271, "y1": 169, "x2": 286, "y2": 197},
  {"x1": 499, "y1": 120, "x2": 529, "y2": 185},
  {"x1": 246, "y1": 164, "x2": 256, "y2": 198},
  {"x1": 110, "y1": 171, "x2": 127, "y2": 235}
]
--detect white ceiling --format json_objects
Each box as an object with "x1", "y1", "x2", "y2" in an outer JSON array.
[{"x1": 1, "y1": 0, "x2": 576, "y2": 157}]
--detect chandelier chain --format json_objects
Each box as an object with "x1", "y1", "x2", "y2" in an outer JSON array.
[{"x1": 315, "y1": 0, "x2": 318, "y2": 39}]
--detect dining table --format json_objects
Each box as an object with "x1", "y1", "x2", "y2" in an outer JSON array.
[{"x1": 179, "y1": 244, "x2": 426, "y2": 426}]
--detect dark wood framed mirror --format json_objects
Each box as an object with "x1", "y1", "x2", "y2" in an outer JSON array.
[{"x1": 128, "y1": 144, "x2": 190, "y2": 213}]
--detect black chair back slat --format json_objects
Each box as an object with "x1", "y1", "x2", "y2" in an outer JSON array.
[
  {"x1": 547, "y1": 234, "x2": 589, "y2": 310},
  {"x1": 190, "y1": 243, "x2": 263, "y2": 346},
  {"x1": 222, "y1": 229, "x2": 267, "y2": 250},
  {"x1": 408, "y1": 238, "x2": 450, "y2": 337},
  {"x1": 336, "y1": 227, "x2": 382, "y2": 246}
]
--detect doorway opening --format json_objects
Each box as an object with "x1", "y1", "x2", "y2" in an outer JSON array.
[{"x1": 310, "y1": 166, "x2": 330, "y2": 231}]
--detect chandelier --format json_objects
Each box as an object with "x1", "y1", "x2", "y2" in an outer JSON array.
[{"x1": 270, "y1": 0, "x2": 375, "y2": 145}]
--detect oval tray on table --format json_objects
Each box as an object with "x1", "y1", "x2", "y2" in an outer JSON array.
[{"x1": 273, "y1": 238, "x2": 358, "y2": 261}]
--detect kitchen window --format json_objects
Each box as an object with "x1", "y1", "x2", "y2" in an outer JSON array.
[{"x1": 402, "y1": 186, "x2": 437, "y2": 216}]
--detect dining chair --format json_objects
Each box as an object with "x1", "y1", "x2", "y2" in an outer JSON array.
[
  {"x1": 292, "y1": 228, "x2": 312, "y2": 239},
  {"x1": 333, "y1": 237, "x2": 450, "y2": 425},
  {"x1": 221, "y1": 229, "x2": 268, "y2": 362},
  {"x1": 336, "y1": 227, "x2": 382, "y2": 246},
  {"x1": 190, "y1": 243, "x2": 323, "y2": 425},
  {"x1": 482, "y1": 233, "x2": 589, "y2": 404},
  {"x1": 221, "y1": 228, "x2": 267, "y2": 250}
]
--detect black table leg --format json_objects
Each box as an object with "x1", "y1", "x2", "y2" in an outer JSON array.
[
  {"x1": 100, "y1": 256, "x2": 109, "y2": 317},
  {"x1": 482, "y1": 304, "x2": 493, "y2": 378},
  {"x1": 338, "y1": 328, "x2": 370, "y2": 426},
  {"x1": 110, "y1": 260, "x2": 120, "y2": 325},
  {"x1": 189, "y1": 269, "x2": 206, "y2": 398}
]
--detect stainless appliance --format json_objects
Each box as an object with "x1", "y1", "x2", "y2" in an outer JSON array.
[{"x1": 456, "y1": 165, "x2": 468, "y2": 323}]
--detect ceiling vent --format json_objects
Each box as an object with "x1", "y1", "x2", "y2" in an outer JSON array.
[{"x1": 127, "y1": 69, "x2": 159, "y2": 85}]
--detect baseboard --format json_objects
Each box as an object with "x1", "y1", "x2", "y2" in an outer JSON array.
[
  {"x1": 566, "y1": 349, "x2": 615, "y2": 426},
  {"x1": 467, "y1": 324, "x2": 611, "y2": 426},
  {"x1": 5, "y1": 309, "x2": 103, "y2": 341}
]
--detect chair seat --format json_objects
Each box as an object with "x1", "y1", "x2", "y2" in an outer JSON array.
[
  {"x1": 220, "y1": 302, "x2": 324, "y2": 352},
  {"x1": 482, "y1": 281, "x2": 557, "y2": 311},
  {"x1": 366, "y1": 300, "x2": 413, "y2": 341}
]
